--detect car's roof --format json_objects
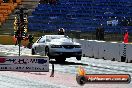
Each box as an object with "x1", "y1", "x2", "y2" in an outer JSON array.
[{"x1": 44, "y1": 35, "x2": 65, "y2": 37}]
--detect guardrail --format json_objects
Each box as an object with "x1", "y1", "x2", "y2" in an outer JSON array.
[{"x1": 74, "y1": 39, "x2": 132, "y2": 63}]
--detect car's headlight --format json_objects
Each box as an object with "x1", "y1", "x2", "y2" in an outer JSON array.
[
  {"x1": 74, "y1": 45, "x2": 81, "y2": 48},
  {"x1": 51, "y1": 45, "x2": 62, "y2": 48}
]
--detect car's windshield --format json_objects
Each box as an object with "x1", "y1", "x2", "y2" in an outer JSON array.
[
  {"x1": 46, "y1": 35, "x2": 69, "y2": 42},
  {"x1": 51, "y1": 37, "x2": 72, "y2": 42}
]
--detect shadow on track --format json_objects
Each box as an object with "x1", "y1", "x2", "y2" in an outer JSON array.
[
  {"x1": 29, "y1": 72, "x2": 47, "y2": 75},
  {"x1": 49, "y1": 60, "x2": 88, "y2": 66}
]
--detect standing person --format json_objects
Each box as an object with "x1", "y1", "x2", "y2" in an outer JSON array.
[
  {"x1": 96, "y1": 27, "x2": 99, "y2": 40},
  {"x1": 28, "y1": 35, "x2": 34, "y2": 43},
  {"x1": 123, "y1": 30, "x2": 128, "y2": 43},
  {"x1": 100, "y1": 27, "x2": 104, "y2": 40},
  {"x1": 98, "y1": 24, "x2": 105, "y2": 40},
  {"x1": 27, "y1": 35, "x2": 34, "y2": 49}
]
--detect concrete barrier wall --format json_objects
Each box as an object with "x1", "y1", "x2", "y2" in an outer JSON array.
[
  {"x1": 92, "y1": 40, "x2": 99, "y2": 59},
  {"x1": 126, "y1": 44, "x2": 132, "y2": 62},
  {"x1": 103, "y1": 42, "x2": 120, "y2": 61},
  {"x1": 85, "y1": 40, "x2": 94, "y2": 57},
  {"x1": 74, "y1": 39, "x2": 132, "y2": 63},
  {"x1": 98, "y1": 41, "x2": 106, "y2": 59}
]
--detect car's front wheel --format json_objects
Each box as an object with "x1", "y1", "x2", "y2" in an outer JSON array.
[
  {"x1": 31, "y1": 48, "x2": 35, "y2": 55},
  {"x1": 76, "y1": 56, "x2": 81, "y2": 60}
]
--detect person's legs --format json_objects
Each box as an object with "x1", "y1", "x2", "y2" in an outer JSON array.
[{"x1": 15, "y1": 40, "x2": 18, "y2": 45}]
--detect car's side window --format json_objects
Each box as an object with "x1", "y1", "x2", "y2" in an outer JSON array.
[{"x1": 46, "y1": 38, "x2": 50, "y2": 42}]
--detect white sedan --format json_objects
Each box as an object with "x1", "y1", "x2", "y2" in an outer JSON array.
[{"x1": 32, "y1": 35, "x2": 82, "y2": 62}]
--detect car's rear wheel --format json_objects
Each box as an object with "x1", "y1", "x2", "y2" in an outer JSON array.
[
  {"x1": 76, "y1": 56, "x2": 81, "y2": 60},
  {"x1": 55, "y1": 57, "x2": 66, "y2": 62},
  {"x1": 31, "y1": 48, "x2": 35, "y2": 55}
]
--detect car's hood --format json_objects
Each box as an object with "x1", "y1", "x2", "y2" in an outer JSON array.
[{"x1": 49, "y1": 38, "x2": 80, "y2": 45}]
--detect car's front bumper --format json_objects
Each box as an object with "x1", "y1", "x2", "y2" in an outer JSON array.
[
  {"x1": 49, "y1": 48, "x2": 82, "y2": 57},
  {"x1": 50, "y1": 52, "x2": 82, "y2": 57}
]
